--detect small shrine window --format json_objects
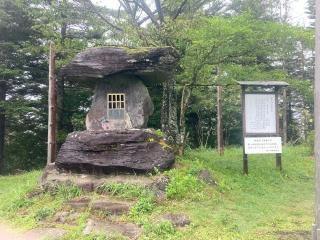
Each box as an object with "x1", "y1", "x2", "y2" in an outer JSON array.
[{"x1": 107, "y1": 93, "x2": 125, "y2": 120}]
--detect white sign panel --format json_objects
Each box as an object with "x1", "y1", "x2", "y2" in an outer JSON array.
[
  {"x1": 245, "y1": 137, "x2": 282, "y2": 154},
  {"x1": 245, "y1": 94, "x2": 276, "y2": 134}
]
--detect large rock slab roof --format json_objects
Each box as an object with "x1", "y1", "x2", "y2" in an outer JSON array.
[{"x1": 60, "y1": 46, "x2": 179, "y2": 84}]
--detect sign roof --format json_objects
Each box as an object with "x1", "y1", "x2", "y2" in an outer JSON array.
[{"x1": 237, "y1": 81, "x2": 289, "y2": 87}]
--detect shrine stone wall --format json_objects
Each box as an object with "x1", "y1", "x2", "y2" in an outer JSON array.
[{"x1": 86, "y1": 75, "x2": 154, "y2": 131}]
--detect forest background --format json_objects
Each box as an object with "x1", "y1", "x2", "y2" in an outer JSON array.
[{"x1": 0, "y1": 0, "x2": 316, "y2": 173}]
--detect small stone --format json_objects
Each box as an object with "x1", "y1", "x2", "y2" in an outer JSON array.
[
  {"x1": 152, "y1": 176, "x2": 170, "y2": 191},
  {"x1": 162, "y1": 213, "x2": 191, "y2": 227},
  {"x1": 53, "y1": 211, "x2": 80, "y2": 225},
  {"x1": 83, "y1": 219, "x2": 141, "y2": 240},
  {"x1": 78, "y1": 182, "x2": 94, "y2": 192},
  {"x1": 91, "y1": 200, "x2": 131, "y2": 215},
  {"x1": 26, "y1": 188, "x2": 43, "y2": 199},
  {"x1": 53, "y1": 211, "x2": 69, "y2": 223},
  {"x1": 67, "y1": 197, "x2": 90, "y2": 209},
  {"x1": 149, "y1": 175, "x2": 170, "y2": 201},
  {"x1": 197, "y1": 170, "x2": 217, "y2": 186}
]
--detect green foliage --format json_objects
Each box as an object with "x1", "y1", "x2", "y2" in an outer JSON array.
[
  {"x1": 174, "y1": 14, "x2": 314, "y2": 146},
  {"x1": 306, "y1": 130, "x2": 315, "y2": 155},
  {"x1": 34, "y1": 207, "x2": 54, "y2": 221},
  {"x1": 50, "y1": 184, "x2": 83, "y2": 200},
  {"x1": 130, "y1": 195, "x2": 155, "y2": 217},
  {"x1": 97, "y1": 183, "x2": 149, "y2": 200},
  {"x1": 142, "y1": 221, "x2": 176, "y2": 240},
  {"x1": 154, "y1": 129, "x2": 164, "y2": 138},
  {"x1": 166, "y1": 166, "x2": 205, "y2": 200}
]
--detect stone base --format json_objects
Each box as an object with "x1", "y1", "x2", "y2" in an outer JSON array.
[
  {"x1": 55, "y1": 129, "x2": 175, "y2": 174},
  {"x1": 40, "y1": 164, "x2": 170, "y2": 197}
]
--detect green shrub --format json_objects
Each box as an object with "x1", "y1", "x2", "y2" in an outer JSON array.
[
  {"x1": 34, "y1": 207, "x2": 54, "y2": 221},
  {"x1": 166, "y1": 169, "x2": 205, "y2": 200},
  {"x1": 130, "y1": 195, "x2": 155, "y2": 217},
  {"x1": 10, "y1": 198, "x2": 33, "y2": 210},
  {"x1": 143, "y1": 221, "x2": 176, "y2": 240},
  {"x1": 51, "y1": 184, "x2": 83, "y2": 200},
  {"x1": 154, "y1": 129, "x2": 164, "y2": 138}
]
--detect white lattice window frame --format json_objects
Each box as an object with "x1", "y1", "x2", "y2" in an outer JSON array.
[{"x1": 107, "y1": 93, "x2": 125, "y2": 120}]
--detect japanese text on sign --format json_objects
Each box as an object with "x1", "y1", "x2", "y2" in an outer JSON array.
[
  {"x1": 244, "y1": 137, "x2": 282, "y2": 154},
  {"x1": 245, "y1": 94, "x2": 276, "y2": 134}
]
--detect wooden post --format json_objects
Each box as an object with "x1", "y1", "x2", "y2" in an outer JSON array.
[
  {"x1": 243, "y1": 152, "x2": 248, "y2": 175},
  {"x1": 241, "y1": 86, "x2": 248, "y2": 174},
  {"x1": 275, "y1": 87, "x2": 282, "y2": 171},
  {"x1": 276, "y1": 153, "x2": 282, "y2": 171},
  {"x1": 216, "y1": 85, "x2": 224, "y2": 156},
  {"x1": 47, "y1": 42, "x2": 57, "y2": 165},
  {"x1": 282, "y1": 88, "x2": 288, "y2": 145},
  {"x1": 312, "y1": 0, "x2": 320, "y2": 238}
]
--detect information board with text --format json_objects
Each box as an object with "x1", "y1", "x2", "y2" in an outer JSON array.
[
  {"x1": 245, "y1": 137, "x2": 282, "y2": 154},
  {"x1": 245, "y1": 94, "x2": 276, "y2": 134}
]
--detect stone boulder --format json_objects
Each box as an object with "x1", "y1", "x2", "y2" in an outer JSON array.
[
  {"x1": 83, "y1": 219, "x2": 141, "y2": 240},
  {"x1": 55, "y1": 129, "x2": 175, "y2": 174},
  {"x1": 60, "y1": 46, "x2": 179, "y2": 83},
  {"x1": 86, "y1": 76, "x2": 154, "y2": 131}
]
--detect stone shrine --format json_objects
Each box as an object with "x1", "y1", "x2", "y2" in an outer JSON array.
[{"x1": 55, "y1": 47, "x2": 179, "y2": 173}]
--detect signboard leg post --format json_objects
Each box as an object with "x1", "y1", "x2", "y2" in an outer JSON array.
[
  {"x1": 276, "y1": 153, "x2": 282, "y2": 171},
  {"x1": 241, "y1": 86, "x2": 248, "y2": 174},
  {"x1": 282, "y1": 88, "x2": 288, "y2": 145},
  {"x1": 243, "y1": 153, "x2": 248, "y2": 175}
]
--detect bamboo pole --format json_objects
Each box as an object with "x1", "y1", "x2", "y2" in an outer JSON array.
[
  {"x1": 216, "y1": 85, "x2": 224, "y2": 156},
  {"x1": 47, "y1": 42, "x2": 57, "y2": 165},
  {"x1": 313, "y1": 0, "x2": 320, "y2": 238}
]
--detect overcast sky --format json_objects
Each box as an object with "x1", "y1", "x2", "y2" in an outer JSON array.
[
  {"x1": 92, "y1": 0, "x2": 310, "y2": 27},
  {"x1": 291, "y1": 0, "x2": 310, "y2": 26}
]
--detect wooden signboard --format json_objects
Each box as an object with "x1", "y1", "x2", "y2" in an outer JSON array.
[{"x1": 238, "y1": 81, "x2": 288, "y2": 174}]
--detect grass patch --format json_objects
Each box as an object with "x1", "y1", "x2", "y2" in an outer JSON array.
[
  {"x1": 0, "y1": 145, "x2": 314, "y2": 239},
  {"x1": 97, "y1": 183, "x2": 147, "y2": 200}
]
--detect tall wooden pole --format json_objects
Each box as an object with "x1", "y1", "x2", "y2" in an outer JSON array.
[
  {"x1": 47, "y1": 42, "x2": 57, "y2": 165},
  {"x1": 282, "y1": 88, "x2": 288, "y2": 145},
  {"x1": 313, "y1": 0, "x2": 320, "y2": 238},
  {"x1": 216, "y1": 85, "x2": 224, "y2": 156},
  {"x1": 241, "y1": 86, "x2": 248, "y2": 175}
]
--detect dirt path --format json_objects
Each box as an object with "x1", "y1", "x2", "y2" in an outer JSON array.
[
  {"x1": 0, "y1": 223, "x2": 26, "y2": 240},
  {"x1": 0, "y1": 222, "x2": 66, "y2": 240}
]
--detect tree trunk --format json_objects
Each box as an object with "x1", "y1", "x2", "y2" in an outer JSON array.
[
  {"x1": 0, "y1": 81, "x2": 6, "y2": 173},
  {"x1": 57, "y1": 76, "x2": 64, "y2": 132},
  {"x1": 216, "y1": 85, "x2": 224, "y2": 156},
  {"x1": 178, "y1": 84, "x2": 191, "y2": 155},
  {"x1": 47, "y1": 43, "x2": 57, "y2": 165},
  {"x1": 287, "y1": 89, "x2": 292, "y2": 141},
  {"x1": 161, "y1": 74, "x2": 178, "y2": 146},
  {"x1": 57, "y1": 22, "x2": 66, "y2": 133}
]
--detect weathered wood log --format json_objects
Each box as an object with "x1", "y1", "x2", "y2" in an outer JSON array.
[
  {"x1": 55, "y1": 129, "x2": 175, "y2": 174},
  {"x1": 60, "y1": 47, "x2": 179, "y2": 84}
]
